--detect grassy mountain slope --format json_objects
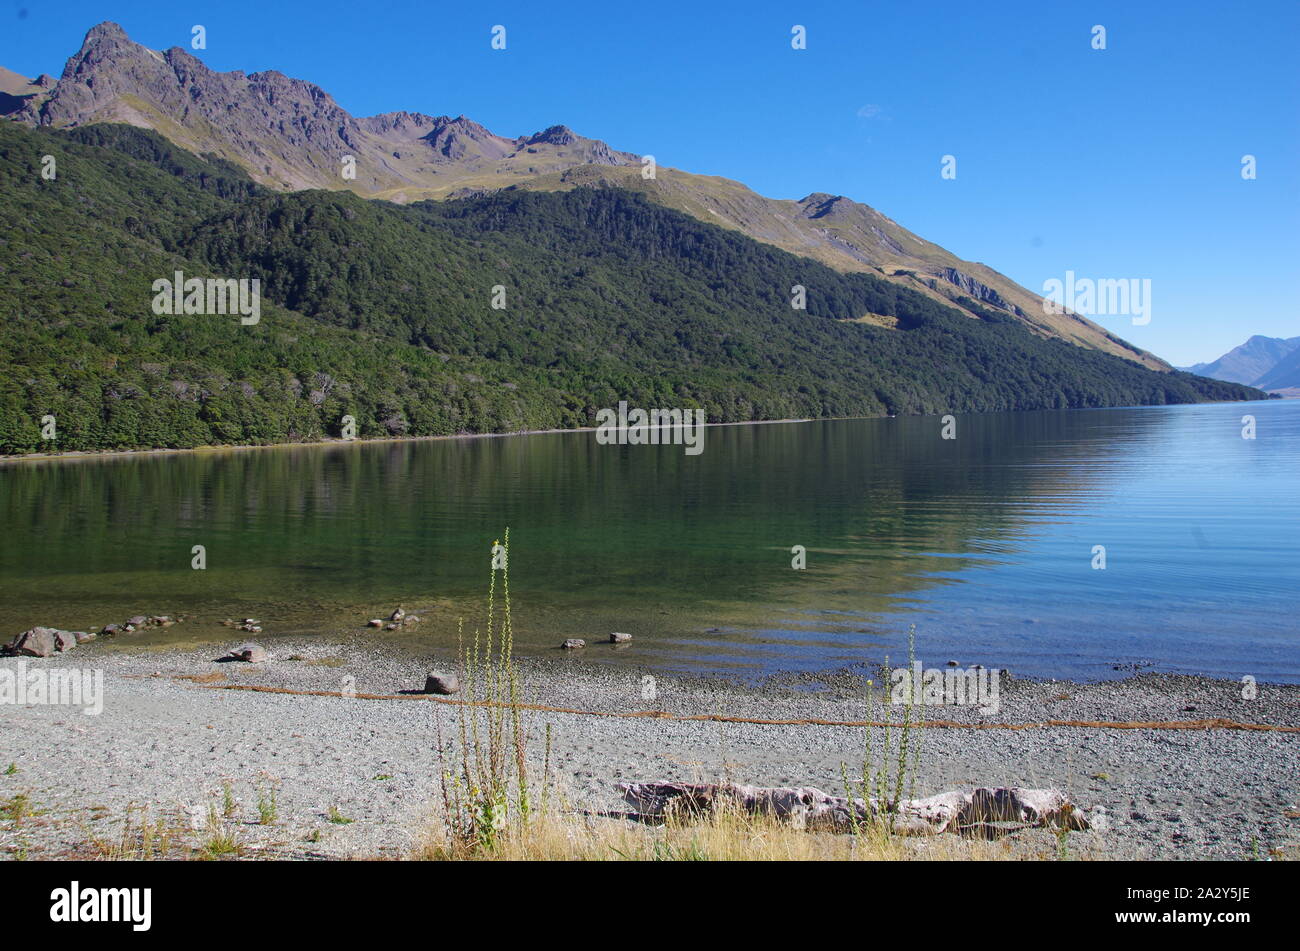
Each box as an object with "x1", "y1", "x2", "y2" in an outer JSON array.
[
  {"x1": 0, "y1": 122, "x2": 1261, "y2": 455},
  {"x1": 498, "y1": 163, "x2": 1165, "y2": 368},
  {"x1": 4, "y1": 21, "x2": 1166, "y2": 370}
]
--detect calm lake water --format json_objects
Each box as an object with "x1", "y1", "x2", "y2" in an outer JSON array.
[{"x1": 2, "y1": 400, "x2": 1297, "y2": 683}]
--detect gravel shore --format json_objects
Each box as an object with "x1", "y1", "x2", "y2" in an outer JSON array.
[{"x1": 2, "y1": 638, "x2": 1297, "y2": 860}]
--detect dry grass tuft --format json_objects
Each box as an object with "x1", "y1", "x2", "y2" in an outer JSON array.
[{"x1": 411, "y1": 804, "x2": 1040, "y2": 861}]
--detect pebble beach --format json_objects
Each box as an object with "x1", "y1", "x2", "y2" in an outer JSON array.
[{"x1": 2, "y1": 634, "x2": 1297, "y2": 860}]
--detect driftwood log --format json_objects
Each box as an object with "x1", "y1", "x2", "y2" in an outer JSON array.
[{"x1": 618, "y1": 782, "x2": 1090, "y2": 836}]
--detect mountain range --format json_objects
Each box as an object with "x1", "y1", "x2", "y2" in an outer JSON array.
[
  {"x1": 1180, "y1": 336, "x2": 1300, "y2": 396},
  {"x1": 2, "y1": 21, "x2": 1161, "y2": 369},
  {"x1": 0, "y1": 23, "x2": 1266, "y2": 455}
]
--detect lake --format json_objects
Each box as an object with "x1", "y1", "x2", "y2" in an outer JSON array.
[{"x1": 2, "y1": 399, "x2": 1296, "y2": 683}]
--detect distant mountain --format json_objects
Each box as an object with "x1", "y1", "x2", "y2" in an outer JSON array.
[
  {"x1": 1180, "y1": 335, "x2": 1300, "y2": 391},
  {"x1": 1253, "y1": 345, "x2": 1300, "y2": 393},
  {"x1": 0, "y1": 121, "x2": 1261, "y2": 454},
  {"x1": 1, "y1": 21, "x2": 1165, "y2": 370}
]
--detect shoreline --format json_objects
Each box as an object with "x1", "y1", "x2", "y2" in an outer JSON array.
[
  {"x1": 0, "y1": 416, "x2": 817, "y2": 465},
  {"x1": 14, "y1": 608, "x2": 1299, "y2": 689},
  {"x1": 2, "y1": 395, "x2": 1286, "y2": 463},
  {"x1": 3, "y1": 638, "x2": 1298, "y2": 860}
]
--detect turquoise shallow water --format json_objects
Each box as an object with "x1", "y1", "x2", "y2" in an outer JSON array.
[{"x1": 1, "y1": 400, "x2": 1297, "y2": 682}]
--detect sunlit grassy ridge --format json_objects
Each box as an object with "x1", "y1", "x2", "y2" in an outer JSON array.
[{"x1": 0, "y1": 121, "x2": 1261, "y2": 454}]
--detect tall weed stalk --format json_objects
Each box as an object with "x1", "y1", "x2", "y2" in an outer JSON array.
[
  {"x1": 437, "y1": 529, "x2": 544, "y2": 855},
  {"x1": 842, "y1": 624, "x2": 923, "y2": 838}
]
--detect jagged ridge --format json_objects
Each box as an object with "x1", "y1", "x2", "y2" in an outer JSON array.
[{"x1": 3, "y1": 21, "x2": 1166, "y2": 369}]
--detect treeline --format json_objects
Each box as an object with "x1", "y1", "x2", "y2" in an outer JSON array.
[{"x1": 0, "y1": 121, "x2": 1262, "y2": 454}]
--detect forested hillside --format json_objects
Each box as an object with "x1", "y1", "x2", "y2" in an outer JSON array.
[{"x1": 0, "y1": 122, "x2": 1261, "y2": 454}]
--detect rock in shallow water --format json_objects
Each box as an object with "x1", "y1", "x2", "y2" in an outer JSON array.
[
  {"x1": 561, "y1": 638, "x2": 586, "y2": 650},
  {"x1": 609, "y1": 632, "x2": 632, "y2": 644}
]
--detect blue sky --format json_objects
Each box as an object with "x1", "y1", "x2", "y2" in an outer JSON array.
[{"x1": 3, "y1": 0, "x2": 1297, "y2": 366}]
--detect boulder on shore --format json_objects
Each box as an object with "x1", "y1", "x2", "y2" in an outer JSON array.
[
  {"x1": 3, "y1": 627, "x2": 85, "y2": 656},
  {"x1": 227, "y1": 643, "x2": 268, "y2": 663},
  {"x1": 5, "y1": 627, "x2": 60, "y2": 657},
  {"x1": 5, "y1": 613, "x2": 184, "y2": 654},
  {"x1": 51, "y1": 630, "x2": 78, "y2": 652},
  {"x1": 424, "y1": 672, "x2": 460, "y2": 695},
  {"x1": 618, "y1": 782, "x2": 1091, "y2": 836}
]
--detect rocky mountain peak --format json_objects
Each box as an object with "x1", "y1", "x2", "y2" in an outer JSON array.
[
  {"x1": 799, "y1": 193, "x2": 856, "y2": 220},
  {"x1": 82, "y1": 21, "x2": 130, "y2": 46},
  {"x1": 419, "y1": 115, "x2": 513, "y2": 161},
  {"x1": 63, "y1": 21, "x2": 148, "y2": 79},
  {"x1": 0, "y1": 19, "x2": 1168, "y2": 369},
  {"x1": 526, "y1": 124, "x2": 578, "y2": 146}
]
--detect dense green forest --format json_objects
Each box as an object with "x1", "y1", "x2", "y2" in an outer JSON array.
[{"x1": 0, "y1": 121, "x2": 1262, "y2": 454}]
